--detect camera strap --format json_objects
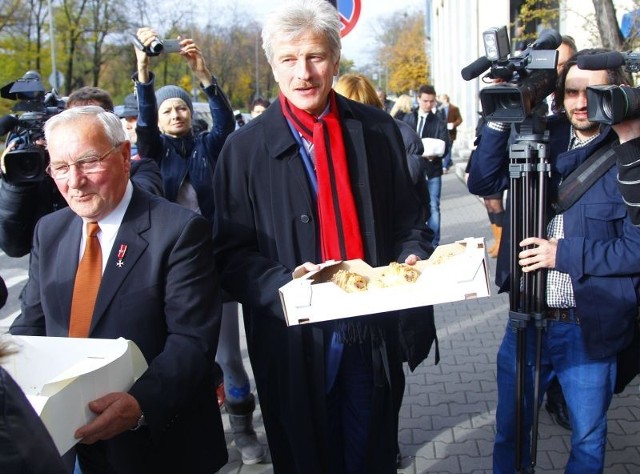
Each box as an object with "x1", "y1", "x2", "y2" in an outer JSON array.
[{"x1": 552, "y1": 143, "x2": 618, "y2": 213}]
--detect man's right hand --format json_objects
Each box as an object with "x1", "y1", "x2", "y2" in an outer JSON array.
[
  {"x1": 292, "y1": 262, "x2": 321, "y2": 279},
  {"x1": 1, "y1": 140, "x2": 17, "y2": 175}
]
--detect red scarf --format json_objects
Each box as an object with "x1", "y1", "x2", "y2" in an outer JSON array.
[{"x1": 280, "y1": 91, "x2": 364, "y2": 261}]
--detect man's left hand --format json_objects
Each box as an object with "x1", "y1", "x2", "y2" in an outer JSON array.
[
  {"x1": 74, "y1": 392, "x2": 142, "y2": 444},
  {"x1": 612, "y1": 116, "x2": 640, "y2": 144},
  {"x1": 518, "y1": 237, "x2": 558, "y2": 272}
]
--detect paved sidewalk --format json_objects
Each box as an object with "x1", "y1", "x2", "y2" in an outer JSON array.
[{"x1": 221, "y1": 171, "x2": 640, "y2": 473}]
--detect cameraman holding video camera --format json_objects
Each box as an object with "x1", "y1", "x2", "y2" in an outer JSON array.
[
  {"x1": 0, "y1": 79, "x2": 163, "y2": 258},
  {"x1": 468, "y1": 48, "x2": 640, "y2": 473}
]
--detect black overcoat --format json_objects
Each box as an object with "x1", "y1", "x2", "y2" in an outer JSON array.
[{"x1": 213, "y1": 95, "x2": 436, "y2": 473}]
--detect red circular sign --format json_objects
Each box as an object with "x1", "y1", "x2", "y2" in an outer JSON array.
[{"x1": 338, "y1": 0, "x2": 362, "y2": 38}]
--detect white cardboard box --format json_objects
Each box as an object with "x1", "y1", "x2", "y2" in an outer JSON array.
[
  {"x1": 280, "y1": 237, "x2": 491, "y2": 326},
  {"x1": 3, "y1": 335, "x2": 148, "y2": 454}
]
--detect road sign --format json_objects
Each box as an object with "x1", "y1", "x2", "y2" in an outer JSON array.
[
  {"x1": 48, "y1": 70, "x2": 64, "y2": 90},
  {"x1": 337, "y1": 0, "x2": 361, "y2": 38}
]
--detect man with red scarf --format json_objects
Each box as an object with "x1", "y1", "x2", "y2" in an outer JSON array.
[{"x1": 212, "y1": 1, "x2": 435, "y2": 472}]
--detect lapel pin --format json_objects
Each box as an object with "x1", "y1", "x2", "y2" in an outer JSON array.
[{"x1": 116, "y1": 244, "x2": 128, "y2": 268}]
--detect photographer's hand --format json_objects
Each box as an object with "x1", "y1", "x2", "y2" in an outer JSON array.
[
  {"x1": 0, "y1": 140, "x2": 17, "y2": 175},
  {"x1": 518, "y1": 237, "x2": 558, "y2": 272},
  {"x1": 612, "y1": 117, "x2": 640, "y2": 144},
  {"x1": 135, "y1": 27, "x2": 158, "y2": 84},
  {"x1": 180, "y1": 39, "x2": 213, "y2": 88}
]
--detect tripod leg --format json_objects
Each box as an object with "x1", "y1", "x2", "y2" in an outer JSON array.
[
  {"x1": 515, "y1": 328, "x2": 526, "y2": 472},
  {"x1": 529, "y1": 319, "x2": 544, "y2": 473}
]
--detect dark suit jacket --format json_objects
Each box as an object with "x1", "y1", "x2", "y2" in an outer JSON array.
[
  {"x1": 402, "y1": 110, "x2": 451, "y2": 178},
  {"x1": 11, "y1": 186, "x2": 227, "y2": 474}
]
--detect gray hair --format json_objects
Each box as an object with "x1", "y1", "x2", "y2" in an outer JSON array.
[
  {"x1": 44, "y1": 105, "x2": 127, "y2": 146},
  {"x1": 262, "y1": 0, "x2": 342, "y2": 65}
]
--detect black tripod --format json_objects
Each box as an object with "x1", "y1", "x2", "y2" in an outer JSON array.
[{"x1": 506, "y1": 115, "x2": 551, "y2": 474}]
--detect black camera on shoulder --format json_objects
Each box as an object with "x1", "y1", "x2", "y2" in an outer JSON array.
[
  {"x1": 461, "y1": 26, "x2": 561, "y2": 123},
  {"x1": 578, "y1": 51, "x2": 640, "y2": 125},
  {"x1": 0, "y1": 71, "x2": 65, "y2": 184}
]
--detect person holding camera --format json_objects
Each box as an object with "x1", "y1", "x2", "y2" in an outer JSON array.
[
  {"x1": 468, "y1": 48, "x2": 640, "y2": 473},
  {"x1": 612, "y1": 117, "x2": 640, "y2": 226},
  {"x1": 132, "y1": 28, "x2": 267, "y2": 466},
  {"x1": 0, "y1": 84, "x2": 163, "y2": 258}
]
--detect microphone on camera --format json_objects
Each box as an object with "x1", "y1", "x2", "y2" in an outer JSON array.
[
  {"x1": 577, "y1": 51, "x2": 625, "y2": 70},
  {"x1": 461, "y1": 56, "x2": 492, "y2": 81},
  {"x1": 0, "y1": 114, "x2": 18, "y2": 137},
  {"x1": 529, "y1": 29, "x2": 562, "y2": 51}
]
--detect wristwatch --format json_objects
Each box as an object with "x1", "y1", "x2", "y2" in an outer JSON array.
[{"x1": 130, "y1": 412, "x2": 146, "y2": 431}]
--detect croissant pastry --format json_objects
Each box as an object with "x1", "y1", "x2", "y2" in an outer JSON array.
[
  {"x1": 379, "y1": 262, "x2": 420, "y2": 286},
  {"x1": 331, "y1": 269, "x2": 368, "y2": 292}
]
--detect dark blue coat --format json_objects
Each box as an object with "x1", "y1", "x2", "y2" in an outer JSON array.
[
  {"x1": 134, "y1": 72, "x2": 234, "y2": 223},
  {"x1": 468, "y1": 116, "x2": 640, "y2": 359}
]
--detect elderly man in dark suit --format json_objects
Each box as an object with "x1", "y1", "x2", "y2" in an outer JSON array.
[
  {"x1": 10, "y1": 105, "x2": 226, "y2": 474},
  {"x1": 212, "y1": 1, "x2": 434, "y2": 472}
]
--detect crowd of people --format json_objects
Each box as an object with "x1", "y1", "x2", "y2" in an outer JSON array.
[{"x1": 0, "y1": 0, "x2": 639, "y2": 473}]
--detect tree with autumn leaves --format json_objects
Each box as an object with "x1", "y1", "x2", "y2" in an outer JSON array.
[{"x1": 376, "y1": 11, "x2": 429, "y2": 95}]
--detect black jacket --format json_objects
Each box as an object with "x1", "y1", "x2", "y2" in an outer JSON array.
[
  {"x1": 402, "y1": 110, "x2": 451, "y2": 178},
  {"x1": 0, "y1": 367, "x2": 67, "y2": 473},
  {"x1": 213, "y1": 95, "x2": 437, "y2": 472}
]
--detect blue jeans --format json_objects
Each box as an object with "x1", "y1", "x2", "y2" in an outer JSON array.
[
  {"x1": 493, "y1": 320, "x2": 616, "y2": 474},
  {"x1": 216, "y1": 302, "x2": 251, "y2": 404},
  {"x1": 427, "y1": 176, "x2": 441, "y2": 246},
  {"x1": 442, "y1": 150, "x2": 453, "y2": 170}
]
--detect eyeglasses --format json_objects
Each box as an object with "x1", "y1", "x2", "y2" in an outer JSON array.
[{"x1": 46, "y1": 144, "x2": 121, "y2": 180}]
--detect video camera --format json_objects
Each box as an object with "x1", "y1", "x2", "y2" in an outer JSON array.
[
  {"x1": 578, "y1": 51, "x2": 640, "y2": 125},
  {"x1": 461, "y1": 26, "x2": 560, "y2": 123},
  {"x1": 0, "y1": 71, "x2": 65, "y2": 184},
  {"x1": 131, "y1": 35, "x2": 181, "y2": 56}
]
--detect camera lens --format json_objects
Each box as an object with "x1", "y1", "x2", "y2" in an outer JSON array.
[{"x1": 148, "y1": 39, "x2": 164, "y2": 55}]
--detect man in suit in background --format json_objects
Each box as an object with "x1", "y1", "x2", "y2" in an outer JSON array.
[
  {"x1": 402, "y1": 84, "x2": 450, "y2": 246},
  {"x1": 437, "y1": 94, "x2": 463, "y2": 173},
  {"x1": 10, "y1": 105, "x2": 227, "y2": 474}
]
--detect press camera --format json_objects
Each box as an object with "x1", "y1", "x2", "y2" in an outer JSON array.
[
  {"x1": 0, "y1": 71, "x2": 65, "y2": 184},
  {"x1": 579, "y1": 51, "x2": 640, "y2": 125},
  {"x1": 461, "y1": 26, "x2": 560, "y2": 123}
]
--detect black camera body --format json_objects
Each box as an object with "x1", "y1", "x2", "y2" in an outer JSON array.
[
  {"x1": 462, "y1": 27, "x2": 560, "y2": 123},
  {"x1": 0, "y1": 71, "x2": 65, "y2": 185},
  {"x1": 581, "y1": 51, "x2": 640, "y2": 125}
]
